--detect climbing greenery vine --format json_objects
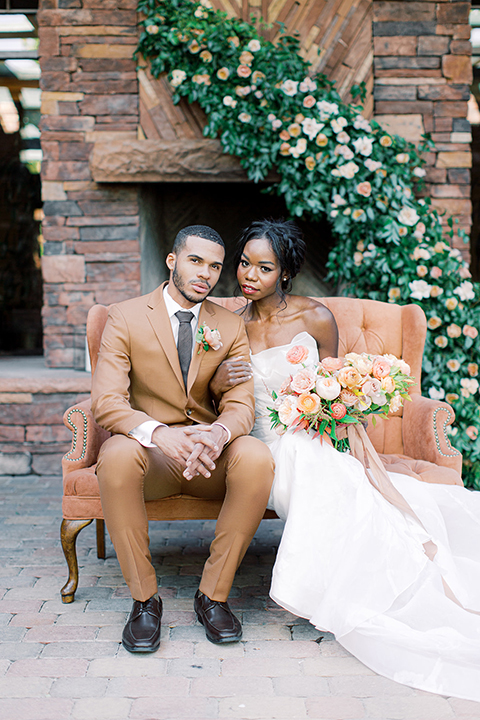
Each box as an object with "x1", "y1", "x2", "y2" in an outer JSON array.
[{"x1": 136, "y1": 0, "x2": 480, "y2": 488}]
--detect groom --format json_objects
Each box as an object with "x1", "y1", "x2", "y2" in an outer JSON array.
[{"x1": 91, "y1": 225, "x2": 274, "y2": 653}]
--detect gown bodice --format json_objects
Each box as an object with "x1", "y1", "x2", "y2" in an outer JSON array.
[{"x1": 250, "y1": 331, "x2": 319, "y2": 445}]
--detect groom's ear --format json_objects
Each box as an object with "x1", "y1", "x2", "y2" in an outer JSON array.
[{"x1": 166, "y1": 252, "x2": 176, "y2": 271}]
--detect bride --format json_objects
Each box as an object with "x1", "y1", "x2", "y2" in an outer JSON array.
[{"x1": 210, "y1": 218, "x2": 480, "y2": 702}]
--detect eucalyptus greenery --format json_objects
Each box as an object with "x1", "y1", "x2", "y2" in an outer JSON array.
[{"x1": 137, "y1": 0, "x2": 480, "y2": 487}]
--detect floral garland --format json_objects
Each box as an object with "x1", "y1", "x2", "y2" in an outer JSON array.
[{"x1": 137, "y1": 0, "x2": 480, "y2": 488}]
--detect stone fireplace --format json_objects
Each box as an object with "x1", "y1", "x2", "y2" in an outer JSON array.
[{"x1": 36, "y1": 0, "x2": 473, "y2": 369}]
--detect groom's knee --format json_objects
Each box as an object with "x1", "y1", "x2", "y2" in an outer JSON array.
[
  {"x1": 226, "y1": 435, "x2": 275, "y2": 490},
  {"x1": 96, "y1": 434, "x2": 147, "y2": 491}
]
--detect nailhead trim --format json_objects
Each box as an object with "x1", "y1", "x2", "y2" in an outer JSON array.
[
  {"x1": 433, "y1": 406, "x2": 460, "y2": 458},
  {"x1": 64, "y1": 408, "x2": 88, "y2": 462}
]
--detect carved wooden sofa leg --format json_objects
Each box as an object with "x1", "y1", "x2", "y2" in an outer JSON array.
[
  {"x1": 96, "y1": 519, "x2": 106, "y2": 559},
  {"x1": 60, "y1": 518, "x2": 93, "y2": 603}
]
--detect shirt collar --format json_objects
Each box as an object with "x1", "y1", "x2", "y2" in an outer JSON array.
[{"x1": 163, "y1": 284, "x2": 202, "y2": 321}]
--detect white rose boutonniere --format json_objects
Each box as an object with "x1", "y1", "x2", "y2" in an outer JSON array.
[{"x1": 196, "y1": 323, "x2": 223, "y2": 353}]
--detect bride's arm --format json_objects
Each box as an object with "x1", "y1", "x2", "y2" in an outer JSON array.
[
  {"x1": 209, "y1": 358, "x2": 253, "y2": 403},
  {"x1": 305, "y1": 301, "x2": 339, "y2": 359}
]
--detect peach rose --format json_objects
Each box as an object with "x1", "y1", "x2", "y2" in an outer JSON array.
[
  {"x1": 381, "y1": 375, "x2": 396, "y2": 394},
  {"x1": 435, "y1": 336, "x2": 448, "y2": 348},
  {"x1": 278, "y1": 396, "x2": 298, "y2": 426},
  {"x1": 316, "y1": 133, "x2": 328, "y2": 147},
  {"x1": 279, "y1": 129, "x2": 290, "y2": 141},
  {"x1": 305, "y1": 156, "x2": 316, "y2": 171},
  {"x1": 430, "y1": 266, "x2": 442, "y2": 280},
  {"x1": 280, "y1": 142, "x2": 291, "y2": 156},
  {"x1": 337, "y1": 366, "x2": 362, "y2": 389},
  {"x1": 217, "y1": 67, "x2": 230, "y2": 80},
  {"x1": 279, "y1": 376, "x2": 293, "y2": 394},
  {"x1": 446, "y1": 393, "x2": 459, "y2": 404},
  {"x1": 372, "y1": 357, "x2": 391, "y2": 380},
  {"x1": 203, "y1": 326, "x2": 223, "y2": 350},
  {"x1": 430, "y1": 285, "x2": 443, "y2": 298},
  {"x1": 362, "y1": 378, "x2": 387, "y2": 405},
  {"x1": 466, "y1": 426, "x2": 479, "y2": 441},
  {"x1": 446, "y1": 324, "x2": 462, "y2": 339},
  {"x1": 340, "y1": 389, "x2": 358, "y2": 407},
  {"x1": 345, "y1": 352, "x2": 373, "y2": 375},
  {"x1": 237, "y1": 64, "x2": 252, "y2": 78},
  {"x1": 389, "y1": 394, "x2": 403, "y2": 413},
  {"x1": 297, "y1": 392, "x2": 321, "y2": 415},
  {"x1": 286, "y1": 345, "x2": 309, "y2": 365},
  {"x1": 303, "y1": 94, "x2": 316, "y2": 109},
  {"x1": 445, "y1": 297, "x2": 458, "y2": 311},
  {"x1": 331, "y1": 402, "x2": 347, "y2": 420},
  {"x1": 468, "y1": 363, "x2": 479, "y2": 377},
  {"x1": 463, "y1": 325, "x2": 478, "y2": 339},
  {"x1": 316, "y1": 376, "x2": 342, "y2": 401},
  {"x1": 291, "y1": 368, "x2": 317, "y2": 394},
  {"x1": 417, "y1": 265, "x2": 428, "y2": 278},
  {"x1": 427, "y1": 316, "x2": 442, "y2": 330},
  {"x1": 447, "y1": 359, "x2": 460, "y2": 372},
  {"x1": 356, "y1": 181, "x2": 372, "y2": 198},
  {"x1": 321, "y1": 356, "x2": 345, "y2": 373},
  {"x1": 239, "y1": 50, "x2": 254, "y2": 65},
  {"x1": 288, "y1": 123, "x2": 301, "y2": 137}
]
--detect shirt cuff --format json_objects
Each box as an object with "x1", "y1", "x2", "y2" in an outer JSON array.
[
  {"x1": 129, "y1": 420, "x2": 164, "y2": 448},
  {"x1": 212, "y1": 422, "x2": 231, "y2": 445}
]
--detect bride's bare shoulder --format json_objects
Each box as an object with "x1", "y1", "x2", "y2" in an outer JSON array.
[{"x1": 289, "y1": 295, "x2": 336, "y2": 324}]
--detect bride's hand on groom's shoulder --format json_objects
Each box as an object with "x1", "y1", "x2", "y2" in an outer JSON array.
[{"x1": 210, "y1": 358, "x2": 253, "y2": 398}]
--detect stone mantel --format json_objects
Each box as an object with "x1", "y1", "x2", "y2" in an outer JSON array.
[{"x1": 90, "y1": 138, "x2": 268, "y2": 183}]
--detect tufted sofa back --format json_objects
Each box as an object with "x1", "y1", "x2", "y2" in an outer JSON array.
[{"x1": 210, "y1": 296, "x2": 427, "y2": 457}]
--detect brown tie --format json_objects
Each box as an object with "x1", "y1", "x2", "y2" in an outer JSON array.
[{"x1": 175, "y1": 311, "x2": 194, "y2": 388}]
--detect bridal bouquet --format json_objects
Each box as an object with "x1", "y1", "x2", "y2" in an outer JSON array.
[{"x1": 269, "y1": 346, "x2": 415, "y2": 452}]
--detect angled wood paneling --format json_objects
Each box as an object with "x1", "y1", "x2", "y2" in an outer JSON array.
[{"x1": 139, "y1": 1, "x2": 373, "y2": 141}]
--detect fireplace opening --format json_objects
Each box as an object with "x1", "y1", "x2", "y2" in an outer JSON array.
[{"x1": 139, "y1": 182, "x2": 336, "y2": 298}]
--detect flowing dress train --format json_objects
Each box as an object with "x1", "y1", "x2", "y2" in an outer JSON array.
[{"x1": 250, "y1": 331, "x2": 480, "y2": 701}]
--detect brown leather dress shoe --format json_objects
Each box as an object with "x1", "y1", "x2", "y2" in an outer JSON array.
[
  {"x1": 194, "y1": 590, "x2": 242, "y2": 644},
  {"x1": 122, "y1": 596, "x2": 162, "y2": 653}
]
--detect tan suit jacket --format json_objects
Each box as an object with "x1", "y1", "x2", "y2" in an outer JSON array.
[{"x1": 91, "y1": 282, "x2": 254, "y2": 441}]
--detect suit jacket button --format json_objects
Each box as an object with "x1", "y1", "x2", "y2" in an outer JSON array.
[{"x1": 186, "y1": 409, "x2": 192, "y2": 416}]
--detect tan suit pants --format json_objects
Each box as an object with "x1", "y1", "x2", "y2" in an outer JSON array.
[{"x1": 96, "y1": 434, "x2": 274, "y2": 602}]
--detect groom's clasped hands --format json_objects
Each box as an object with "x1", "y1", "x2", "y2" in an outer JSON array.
[{"x1": 151, "y1": 423, "x2": 228, "y2": 480}]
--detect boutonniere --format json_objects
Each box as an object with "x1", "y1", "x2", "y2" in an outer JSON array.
[{"x1": 196, "y1": 323, "x2": 223, "y2": 353}]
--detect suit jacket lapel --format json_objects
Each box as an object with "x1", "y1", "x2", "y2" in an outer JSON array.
[
  {"x1": 186, "y1": 299, "x2": 217, "y2": 395},
  {"x1": 146, "y1": 282, "x2": 185, "y2": 391}
]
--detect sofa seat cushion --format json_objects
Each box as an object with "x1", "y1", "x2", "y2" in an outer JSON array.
[
  {"x1": 380, "y1": 454, "x2": 462, "y2": 486},
  {"x1": 62, "y1": 466, "x2": 278, "y2": 521}
]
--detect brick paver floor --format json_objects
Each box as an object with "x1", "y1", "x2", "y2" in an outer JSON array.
[{"x1": 1, "y1": 473, "x2": 480, "y2": 720}]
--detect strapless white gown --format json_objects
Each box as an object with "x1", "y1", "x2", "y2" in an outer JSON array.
[{"x1": 250, "y1": 332, "x2": 480, "y2": 701}]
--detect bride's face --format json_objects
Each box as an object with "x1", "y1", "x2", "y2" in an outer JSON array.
[{"x1": 237, "y1": 237, "x2": 282, "y2": 300}]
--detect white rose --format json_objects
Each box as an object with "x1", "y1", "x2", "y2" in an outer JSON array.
[
  {"x1": 428, "y1": 387, "x2": 445, "y2": 401},
  {"x1": 315, "y1": 376, "x2": 341, "y2": 400},
  {"x1": 409, "y1": 280, "x2": 432, "y2": 300},
  {"x1": 398, "y1": 207, "x2": 420, "y2": 226},
  {"x1": 338, "y1": 161, "x2": 359, "y2": 179},
  {"x1": 280, "y1": 79, "x2": 299, "y2": 97},
  {"x1": 352, "y1": 136, "x2": 373, "y2": 156},
  {"x1": 247, "y1": 39, "x2": 261, "y2": 52},
  {"x1": 454, "y1": 281, "x2": 475, "y2": 301}
]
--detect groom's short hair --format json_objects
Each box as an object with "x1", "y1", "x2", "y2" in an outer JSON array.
[{"x1": 173, "y1": 225, "x2": 225, "y2": 253}]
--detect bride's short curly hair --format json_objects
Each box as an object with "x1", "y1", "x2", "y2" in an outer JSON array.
[{"x1": 234, "y1": 218, "x2": 306, "y2": 294}]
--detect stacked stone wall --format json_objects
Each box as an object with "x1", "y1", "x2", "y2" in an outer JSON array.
[
  {"x1": 373, "y1": 0, "x2": 472, "y2": 257},
  {"x1": 38, "y1": 0, "x2": 141, "y2": 368}
]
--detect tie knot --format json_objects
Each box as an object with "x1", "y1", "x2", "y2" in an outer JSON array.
[{"x1": 175, "y1": 311, "x2": 194, "y2": 324}]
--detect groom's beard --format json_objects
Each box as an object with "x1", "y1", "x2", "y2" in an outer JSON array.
[{"x1": 172, "y1": 264, "x2": 212, "y2": 305}]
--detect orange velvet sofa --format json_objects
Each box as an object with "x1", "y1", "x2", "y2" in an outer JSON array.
[{"x1": 60, "y1": 296, "x2": 462, "y2": 602}]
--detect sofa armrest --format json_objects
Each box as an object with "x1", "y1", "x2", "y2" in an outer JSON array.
[
  {"x1": 402, "y1": 394, "x2": 462, "y2": 475},
  {"x1": 62, "y1": 399, "x2": 110, "y2": 475}
]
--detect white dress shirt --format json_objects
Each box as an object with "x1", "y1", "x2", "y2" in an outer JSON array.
[{"x1": 129, "y1": 284, "x2": 230, "y2": 448}]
